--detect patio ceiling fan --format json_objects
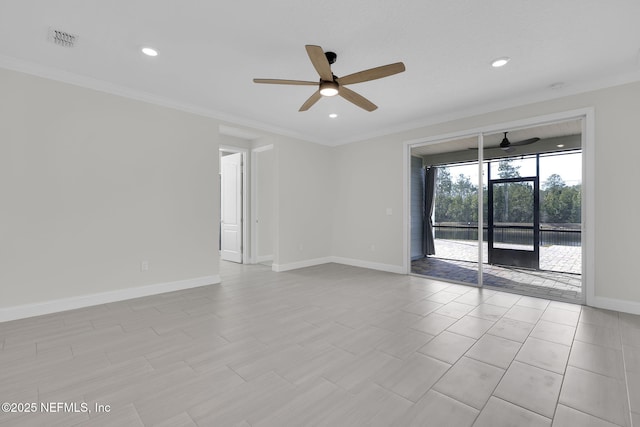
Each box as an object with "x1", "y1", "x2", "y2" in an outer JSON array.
[
  {"x1": 470, "y1": 132, "x2": 541, "y2": 153},
  {"x1": 253, "y1": 45, "x2": 406, "y2": 112},
  {"x1": 498, "y1": 132, "x2": 540, "y2": 153}
]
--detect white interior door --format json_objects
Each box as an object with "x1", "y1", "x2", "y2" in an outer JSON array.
[{"x1": 220, "y1": 152, "x2": 243, "y2": 263}]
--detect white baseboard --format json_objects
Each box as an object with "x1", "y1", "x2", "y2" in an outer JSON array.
[
  {"x1": 271, "y1": 256, "x2": 405, "y2": 274},
  {"x1": 330, "y1": 257, "x2": 405, "y2": 274},
  {"x1": 0, "y1": 275, "x2": 221, "y2": 322},
  {"x1": 589, "y1": 295, "x2": 640, "y2": 315},
  {"x1": 272, "y1": 257, "x2": 332, "y2": 272}
]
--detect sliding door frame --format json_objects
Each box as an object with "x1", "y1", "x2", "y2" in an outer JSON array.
[{"x1": 403, "y1": 108, "x2": 594, "y2": 305}]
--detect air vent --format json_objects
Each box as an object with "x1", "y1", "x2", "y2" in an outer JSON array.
[{"x1": 48, "y1": 28, "x2": 78, "y2": 48}]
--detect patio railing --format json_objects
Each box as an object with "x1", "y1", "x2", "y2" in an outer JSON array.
[{"x1": 434, "y1": 224, "x2": 581, "y2": 247}]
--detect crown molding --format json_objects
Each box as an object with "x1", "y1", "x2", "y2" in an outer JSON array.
[
  {"x1": 328, "y1": 69, "x2": 640, "y2": 146},
  {"x1": 0, "y1": 54, "x2": 325, "y2": 145},
  {"x1": 2, "y1": 53, "x2": 639, "y2": 148}
]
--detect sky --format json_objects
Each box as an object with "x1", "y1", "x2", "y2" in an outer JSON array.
[{"x1": 445, "y1": 151, "x2": 582, "y2": 188}]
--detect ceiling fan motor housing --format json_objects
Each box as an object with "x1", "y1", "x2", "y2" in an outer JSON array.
[
  {"x1": 500, "y1": 132, "x2": 510, "y2": 148},
  {"x1": 325, "y1": 51, "x2": 337, "y2": 64}
]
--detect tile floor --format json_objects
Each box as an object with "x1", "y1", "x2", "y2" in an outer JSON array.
[{"x1": 0, "y1": 262, "x2": 636, "y2": 426}]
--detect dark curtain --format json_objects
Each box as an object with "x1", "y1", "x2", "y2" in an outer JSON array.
[{"x1": 423, "y1": 166, "x2": 437, "y2": 255}]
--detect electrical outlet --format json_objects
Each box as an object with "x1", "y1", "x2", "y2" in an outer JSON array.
[
  {"x1": 370, "y1": 245, "x2": 376, "y2": 252},
  {"x1": 298, "y1": 244, "x2": 304, "y2": 252},
  {"x1": 141, "y1": 260, "x2": 149, "y2": 272}
]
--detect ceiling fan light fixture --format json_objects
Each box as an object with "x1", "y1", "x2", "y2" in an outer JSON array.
[
  {"x1": 491, "y1": 57, "x2": 510, "y2": 68},
  {"x1": 141, "y1": 47, "x2": 158, "y2": 57},
  {"x1": 319, "y1": 81, "x2": 339, "y2": 97}
]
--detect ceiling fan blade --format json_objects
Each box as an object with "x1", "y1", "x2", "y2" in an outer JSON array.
[
  {"x1": 305, "y1": 45, "x2": 333, "y2": 81},
  {"x1": 339, "y1": 86, "x2": 377, "y2": 112},
  {"x1": 299, "y1": 91, "x2": 322, "y2": 112},
  {"x1": 253, "y1": 78, "x2": 317, "y2": 86},
  {"x1": 337, "y1": 62, "x2": 406, "y2": 85},
  {"x1": 510, "y1": 137, "x2": 541, "y2": 147}
]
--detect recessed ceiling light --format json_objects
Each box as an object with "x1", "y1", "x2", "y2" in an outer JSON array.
[
  {"x1": 491, "y1": 57, "x2": 510, "y2": 68},
  {"x1": 557, "y1": 144, "x2": 565, "y2": 148},
  {"x1": 329, "y1": 113, "x2": 338, "y2": 118},
  {"x1": 141, "y1": 47, "x2": 158, "y2": 57}
]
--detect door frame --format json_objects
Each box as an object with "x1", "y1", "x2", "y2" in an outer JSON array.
[
  {"x1": 488, "y1": 176, "x2": 540, "y2": 270},
  {"x1": 220, "y1": 145, "x2": 248, "y2": 264},
  {"x1": 403, "y1": 107, "x2": 594, "y2": 305},
  {"x1": 250, "y1": 144, "x2": 274, "y2": 264}
]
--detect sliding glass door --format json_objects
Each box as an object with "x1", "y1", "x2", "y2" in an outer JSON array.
[{"x1": 410, "y1": 119, "x2": 584, "y2": 302}]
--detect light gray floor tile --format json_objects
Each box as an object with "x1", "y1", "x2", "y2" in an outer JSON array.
[
  {"x1": 468, "y1": 303, "x2": 509, "y2": 321},
  {"x1": 426, "y1": 291, "x2": 461, "y2": 304},
  {"x1": 465, "y1": 334, "x2": 521, "y2": 369},
  {"x1": 375, "y1": 329, "x2": 435, "y2": 359},
  {"x1": 402, "y1": 299, "x2": 444, "y2": 316},
  {"x1": 487, "y1": 317, "x2": 536, "y2": 343},
  {"x1": 559, "y1": 366, "x2": 630, "y2": 427},
  {"x1": 515, "y1": 337, "x2": 571, "y2": 374},
  {"x1": 516, "y1": 296, "x2": 551, "y2": 311},
  {"x1": 375, "y1": 353, "x2": 450, "y2": 402},
  {"x1": 394, "y1": 390, "x2": 479, "y2": 427},
  {"x1": 332, "y1": 325, "x2": 392, "y2": 355},
  {"x1": 373, "y1": 311, "x2": 424, "y2": 332},
  {"x1": 504, "y1": 305, "x2": 545, "y2": 324},
  {"x1": 568, "y1": 340, "x2": 624, "y2": 379},
  {"x1": 626, "y1": 371, "x2": 640, "y2": 414},
  {"x1": 324, "y1": 350, "x2": 397, "y2": 392},
  {"x1": 435, "y1": 301, "x2": 477, "y2": 319},
  {"x1": 410, "y1": 312, "x2": 458, "y2": 335},
  {"x1": 473, "y1": 396, "x2": 551, "y2": 427},
  {"x1": 447, "y1": 316, "x2": 495, "y2": 339},
  {"x1": 541, "y1": 307, "x2": 580, "y2": 327},
  {"x1": 548, "y1": 301, "x2": 582, "y2": 313},
  {"x1": 484, "y1": 293, "x2": 522, "y2": 308},
  {"x1": 366, "y1": 391, "x2": 414, "y2": 426},
  {"x1": 252, "y1": 377, "x2": 346, "y2": 427},
  {"x1": 552, "y1": 404, "x2": 622, "y2": 427},
  {"x1": 575, "y1": 322, "x2": 622, "y2": 350},
  {"x1": 494, "y1": 361, "x2": 563, "y2": 418},
  {"x1": 154, "y1": 412, "x2": 198, "y2": 427},
  {"x1": 316, "y1": 382, "x2": 398, "y2": 427},
  {"x1": 579, "y1": 307, "x2": 619, "y2": 329},
  {"x1": 621, "y1": 326, "x2": 640, "y2": 348},
  {"x1": 619, "y1": 313, "x2": 640, "y2": 330},
  {"x1": 418, "y1": 330, "x2": 476, "y2": 364},
  {"x1": 530, "y1": 320, "x2": 576, "y2": 346},
  {"x1": 0, "y1": 262, "x2": 636, "y2": 426},
  {"x1": 433, "y1": 356, "x2": 504, "y2": 409},
  {"x1": 454, "y1": 289, "x2": 496, "y2": 306},
  {"x1": 623, "y1": 344, "x2": 640, "y2": 374}
]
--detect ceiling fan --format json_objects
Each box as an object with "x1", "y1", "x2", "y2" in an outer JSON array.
[
  {"x1": 498, "y1": 132, "x2": 540, "y2": 153},
  {"x1": 253, "y1": 45, "x2": 405, "y2": 112},
  {"x1": 471, "y1": 132, "x2": 541, "y2": 153}
]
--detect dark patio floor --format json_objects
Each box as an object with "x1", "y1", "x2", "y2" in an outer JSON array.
[{"x1": 411, "y1": 239, "x2": 582, "y2": 302}]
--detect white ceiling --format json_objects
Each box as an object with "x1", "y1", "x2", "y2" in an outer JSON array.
[{"x1": 1, "y1": 1, "x2": 639, "y2": 145}]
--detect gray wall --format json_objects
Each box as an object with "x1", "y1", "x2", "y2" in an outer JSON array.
[
  {"x1": 332, "y1": 81, "x2": 640, "y2": 308},
  {"x1": 0, "y1": 68, "x2": 220, "y2": 309}
]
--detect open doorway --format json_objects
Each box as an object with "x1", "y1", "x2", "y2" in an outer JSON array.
[
  {"x1": 220, "y1": 148, "x2": 247, "y2": 263},
  {"x1": 409, "y1": 118, "x2": 585, "y2": 303}
]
